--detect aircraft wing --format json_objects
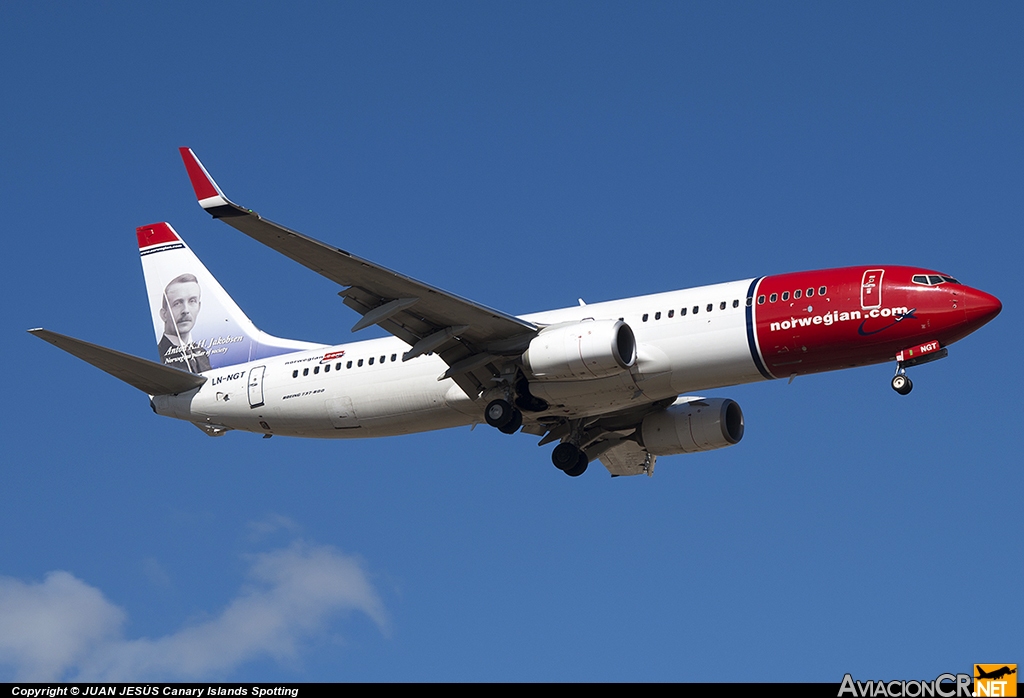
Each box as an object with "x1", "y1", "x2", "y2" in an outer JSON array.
[
  {"x1": 29, "y1": 329, "x2": 207, "y2": 396},
  {"x1": 596, "y1": 439, "x2": 656, "y2": 477},
  {"x1": 180, "y1": 148, "x2": 538, "y2": 397}
]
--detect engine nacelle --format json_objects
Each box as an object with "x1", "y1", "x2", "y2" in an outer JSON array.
[
  {"x1": 640, "y1": 398, "x2": 744, "y2": 456},
  {"x1": 522, "y1": 319, "x2": 636, "y2": 381}
]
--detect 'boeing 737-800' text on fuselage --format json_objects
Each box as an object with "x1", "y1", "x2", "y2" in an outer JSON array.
[{"x1": 30, "y1": 149, "x2": 1002, "y2": 478}]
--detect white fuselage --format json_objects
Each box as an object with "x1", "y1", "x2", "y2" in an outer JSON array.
[{"x1": 154, "y1": 279, "x2": 766, "y2": 437}]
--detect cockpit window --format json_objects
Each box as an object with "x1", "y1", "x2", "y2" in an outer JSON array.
[{"x1": 913, "y1": 274, "x2": 961, "y2": 286}]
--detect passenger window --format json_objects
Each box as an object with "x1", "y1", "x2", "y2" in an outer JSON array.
[
  {"x1": 336, "y1": 362, "x2": 342, "y2": 371},
  {"x1": 818, "y1": 286, "x2": 826, "y2": 295},
  {"x1": 655, "y1": 312, "x2": 661, "y2": 320},
  {"x1": 734, "y1": 299, "x2": 740, "y2": 308},
  {"x1": 794, "y1": 289, "x2": 801, "y2": 300},
  {"x1": 391, "y1": 354, "x2": 397, "y2": 362},
  {"x1": 720, "y1": 301, "x2": 727, "y2": 310},
  {"x1": 680, "y1": 307, "x2": 687, "y2": 316},
  {"x1": 806, "y1": 288, "x2": 814, "y2": 297},
  {"x1": 324, "y1": 364, "x2": 330, "y2": 372},
  {"x1": 347, "y1": 360, "x2": 352, "y2": 369},
  {"x1": 314, "y1": 366, "x2": 319, "y2": 374},
  {"x1": 380, "y1": 355, "x2": 386, "y2": 363},
  {"x1": 369, "y1": 357, "x2": 374, "y2": 365},
  {"x1": 770, "y1": 293, "x2": 778, "y2": 303},
  {"x1": 668, "y1": 309, "x2": 674, "y2": 318},
  {"x1": 693, "y1": 306, "x2": 699, "y2": 314},
  {"x1": 358, "y1": 359, "x2": 363, "y2": 367},
  {"x1": 757, "y1": 295, "x2": 765, "y2": 304},
  {"x1": 642, "y1": 313, "x2": 649, "y2": 322},
  {"x1": 292, "y1": 370, "x2": 298, "y2": 378},
  {"x1": 303, "y1": 368, "x2": 309, "y2": 376},
  {"x1": 782, "y1": 292, "x2": 789, "y2": 301},
  {"x1": 706, "y1": 304, "x2": 713, "y2": 312}
]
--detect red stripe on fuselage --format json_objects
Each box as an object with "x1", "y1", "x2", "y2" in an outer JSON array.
[{"x1": 752, "y1": 265, "x2": 976, "y2": 376}]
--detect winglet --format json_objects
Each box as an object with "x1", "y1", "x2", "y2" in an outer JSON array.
[{"x1": 179, "y1": 147, "x2": 233, "y2": 211}]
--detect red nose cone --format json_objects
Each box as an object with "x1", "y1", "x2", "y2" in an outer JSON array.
[{"x1": 964, "y1": 288, "x2": 1002, "y2": 328}]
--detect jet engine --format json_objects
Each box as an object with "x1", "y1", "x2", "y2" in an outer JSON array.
[
  {"x1": 640, "y1": 398, "x2": 744, "y2": 456},
  {"x1": 522, "y1": 319, "x2": 636, "y2": 381}
]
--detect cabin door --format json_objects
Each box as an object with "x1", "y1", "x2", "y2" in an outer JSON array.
[
  {"x1": 247, "y1": 366, "x2": 266, "y2": 408},
  {"x1": 861, "y1": 269, "x2": 884, "y2": 309}
]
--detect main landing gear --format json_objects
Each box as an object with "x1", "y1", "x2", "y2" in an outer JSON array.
[
  {"x1": 891, "y1": 373, "x2": 913, "y2": 395},
  {"x1": 484, "y1": 398, "x2": 523, "y2": 434},
  {"x1": 483, "y1": 387, "x2": 587, "y2": 477},
  {"x1": 551, "y1": 442, "x2": 588, "y2": 477}
]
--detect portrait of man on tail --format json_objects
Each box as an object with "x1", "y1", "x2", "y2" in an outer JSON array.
[{"x1": 158, "y1": 273, "x2": 211, "y2": 373}]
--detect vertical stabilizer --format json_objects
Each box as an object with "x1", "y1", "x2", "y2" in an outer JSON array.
[{"x1": 138, "y1": 222, "x2": 320, "y2": 373}]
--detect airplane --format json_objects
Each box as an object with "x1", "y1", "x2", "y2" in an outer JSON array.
[
  {"x1": 29, "y1": 148, "x2": 1003, "y2": 478},
  {"x1": 976, "y1": 666, "x2": 1017, "y2": 681}
]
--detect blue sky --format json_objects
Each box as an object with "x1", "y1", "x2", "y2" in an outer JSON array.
[{"x1": 1, "y1": 2, "x2": 1020, "y2": 682}]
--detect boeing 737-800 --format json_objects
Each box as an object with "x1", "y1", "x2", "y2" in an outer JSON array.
[{"x1": 29, "y1": 148, "x2": 1002, "y2": 477}]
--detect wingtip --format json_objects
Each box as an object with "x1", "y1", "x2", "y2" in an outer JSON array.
[{"x1": 179, "y1": 147, "x2": 230, "y2": 209}]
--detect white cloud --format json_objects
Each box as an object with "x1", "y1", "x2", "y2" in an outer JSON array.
[
  {"x1": 0, "y1": 542, "x2": 386, "y2": 681},
  {"x1": 246, "y1": 513, "x2": 303, "y2": 541},
  {"x1": 0, "y1": 571, "x2": 125, "y2": 681}
]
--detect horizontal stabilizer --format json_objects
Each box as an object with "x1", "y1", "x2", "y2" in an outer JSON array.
[{"x1": 28, "y1": 329, "x2": 206, "y2": 396}]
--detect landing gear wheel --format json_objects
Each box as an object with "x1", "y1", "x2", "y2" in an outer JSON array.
[
  {"x1": 552, "y1": 443, "x2": 582, "y2": 471},
  {"x1": 485, "y1": 399, "x2": 515, "y2": 429},
  {"x1": 891, "y1": 374, "x2": 913, "y2": 395},
  {"x1": 498, "y1": 408, "x2": 523, "y2": 434},
  {"x1": 565, "y1": 452, "x2": 589, "y2": 477}
]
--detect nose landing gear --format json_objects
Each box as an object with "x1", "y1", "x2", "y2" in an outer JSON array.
[
  {"x1": 891, "y1": 372, "x2": 913, "y2": 395},
  {"x1": 890, "y1": 341, "x2": 949, "y2": 395}
]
